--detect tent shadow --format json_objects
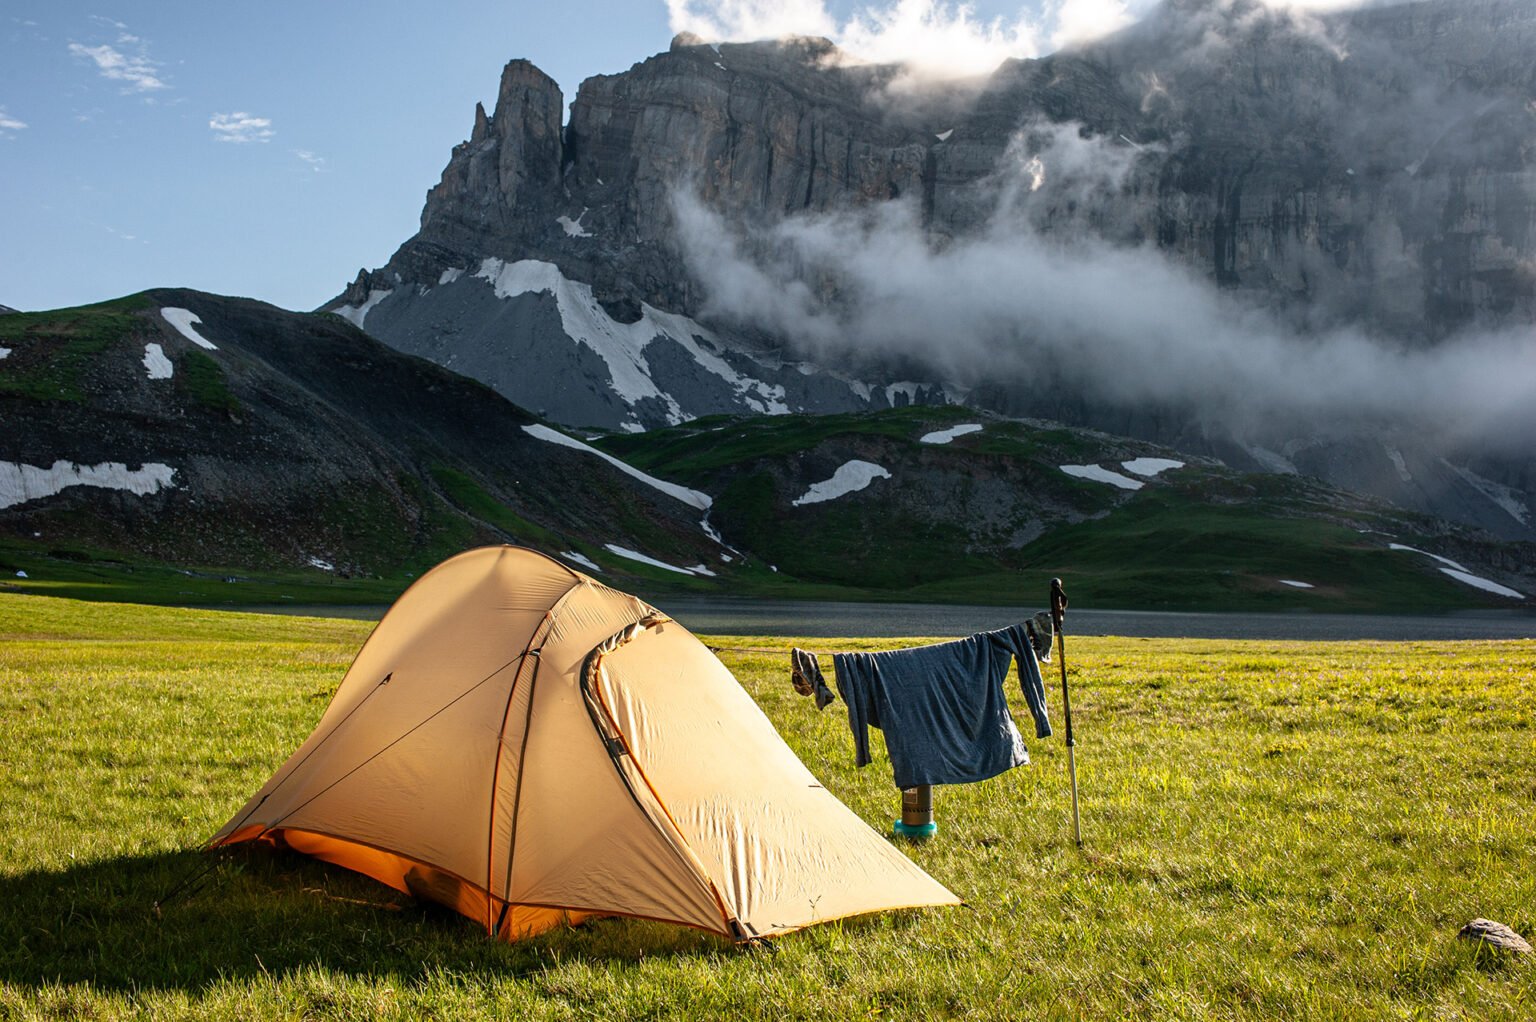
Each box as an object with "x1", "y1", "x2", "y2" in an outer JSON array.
[{"x1": 0, "y1": 847, "x2": 729, "y2": 995}]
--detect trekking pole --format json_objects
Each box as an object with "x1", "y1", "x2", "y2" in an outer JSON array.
[{"x1": 1050, "y1": 578, "x2": 1082, "y2": 847}]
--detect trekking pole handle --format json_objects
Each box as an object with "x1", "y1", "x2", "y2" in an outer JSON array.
[{"x1": 1049, "y1": 578, "x2": 1074, "y2": 748}]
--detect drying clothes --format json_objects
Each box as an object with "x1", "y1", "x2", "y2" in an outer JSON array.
[
  {"x1": 1024, "y1": 610, "x2": 1055, "y2": 664},
  {"x1": 790, "y1": 647, "x2": 836, "y2": 710},
  {"x1": 832, "y1": 625, "x2": 1052, "y2": 789}
]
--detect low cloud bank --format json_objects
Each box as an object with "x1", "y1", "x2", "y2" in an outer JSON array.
[{"x1": 670, "y1": 121, "x2": 1535, "y2": 451}]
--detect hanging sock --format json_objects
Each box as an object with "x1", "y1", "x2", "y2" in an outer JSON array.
[{"x1": 790, "y1": 647, "x2": 837, "y2": 709}]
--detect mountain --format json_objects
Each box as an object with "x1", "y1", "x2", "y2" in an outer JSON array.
[
  {"x1": 593, "y1": 408, "x2": 1533, "y2": 610},
  {"x1": 2, "y1": 295, "x2": 1527, "y2": 610},
  {"x1": 0, "y1": 292, "x2": 737, "y2": 599},
  {"x1": 326, "y1": 0, "x2": 1536, "y2": 543}
]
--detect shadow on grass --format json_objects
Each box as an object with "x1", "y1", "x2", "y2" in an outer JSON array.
[{"x1": 0, "y1": 847, "x2": 730, "y2": 994}]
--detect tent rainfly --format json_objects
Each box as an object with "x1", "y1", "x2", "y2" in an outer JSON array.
[{"x1": 212, "y1": 546, "x2": 960, "y2": 941}]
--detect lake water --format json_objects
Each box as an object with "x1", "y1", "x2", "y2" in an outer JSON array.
[{"x1": 246, "y1": 598, "x2": 1536, "y2": 641}]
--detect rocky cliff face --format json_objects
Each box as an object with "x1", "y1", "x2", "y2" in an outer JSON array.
[{"x1": 330, "y1": 0, "x2": 1536, "y2": 540}]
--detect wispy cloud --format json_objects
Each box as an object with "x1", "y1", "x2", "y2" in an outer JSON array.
[
  {"x1": 67, "y1": 24, "x2": 169, "y2": 94},
  {"x1": 210, "y1": 111, "x2": 274, "y2": 143},
  {"x1": 0, "y1": 108, "x2": 26, "y2": 137},
  {"x1": 293, "y1": 149, "x2": 327, "y2": 172}
]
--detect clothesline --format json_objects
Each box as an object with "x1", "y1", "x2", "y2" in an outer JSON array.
[
  {"x1": 704, "y1": 609, "x2": 1057, "y2": 662},
  {"x1": 705, "y1": 643, "x2": 881, "y2": 657}
]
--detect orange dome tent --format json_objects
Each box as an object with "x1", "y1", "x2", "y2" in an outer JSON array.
[{"x1": 212, "y1": 546, "x2": 959, "y2": 941}]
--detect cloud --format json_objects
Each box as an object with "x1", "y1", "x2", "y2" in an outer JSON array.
[
  {"x1": 668, "y1": 1, "x2": 1414, "y2": 75},
  {"x1": 0, "y1": 108, "x2": 26, "y2": 136},
  {"x1": 210, "y1": 112, "x2": 275, "y2": 144},
  {"x1": 67, "y1": 34, "x2": 169, "y2": 93},
  {"x1": 667, "y1": 0, "x2": 836, "y2": 42},
  {"x1": 669, "y1": 119, "x2": 1536, "y2": 452},
  {"x1": 1050, "y1": 0, "x2": 1135, "y2": 50},
  {"x1": 668, "y1": 0, "x2": 1041, "y2": 77},
  {"x1": 293, "y1": 149, "x2": 327, "y2": 171}
]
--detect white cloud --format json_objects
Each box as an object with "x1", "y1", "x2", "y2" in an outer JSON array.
[
  {"x1": 210, "y1": 112, "x2": 275, "y2": 144},
  {"x1": 68, "y1": 37, "x2": 169, "y2": 93},
  {"x1": 669, "y1": 0, "x2": 1039, "y2": 77},
  {"x1": 1050, "y1": 0, "x2": 1134, "y2": 50},
  {"x1": 293, "y1": 149, "x2": 327, "y2": 171},
  {"x1": 667, "y1": 0, "x2": 836, "y2": 42},
  {"x1": 668, "y1": 1, "x2": 1408, "y2": 74},
  {"x1": 0, "y1": 108, "x2": 26, "y2": 136},
  {"x1": 839, "y1": 1, "x2": 1042, "y2": 77}
]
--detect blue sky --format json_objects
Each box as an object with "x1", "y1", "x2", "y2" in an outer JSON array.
[{"x1": 0, "y1": 1, "x2": 1188, "y2": 313}]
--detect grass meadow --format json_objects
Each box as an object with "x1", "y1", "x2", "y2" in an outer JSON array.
[{"x1": 0, "y1": 593, "x2": 1532, "y2": 1019}]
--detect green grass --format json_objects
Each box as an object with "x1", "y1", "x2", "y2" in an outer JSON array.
[
  {"x1": 1, "y1": 593, "x2": 1532, "y2": 1019},
  {"x1": 593, "y1": 406, "x2": 977, "y2": 479},
  {"x1": 174, "y1": 349, "x2": 240, "y2": 415},
  {"x1": 0, "y1": 295, "x2": 152, "y2": 403}
]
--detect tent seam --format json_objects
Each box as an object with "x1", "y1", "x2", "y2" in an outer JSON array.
[{"x1": 582, "y1": 619, "x2": 743, "y2": 939}]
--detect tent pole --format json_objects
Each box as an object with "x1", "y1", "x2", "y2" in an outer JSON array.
[{"x1": 1050, "y1": 578, "x2": 1082, "y2": 848}]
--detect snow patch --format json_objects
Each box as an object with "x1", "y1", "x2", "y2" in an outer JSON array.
[
  {"x1": 885, "y1": 381, "x2": 922, "y2": 406},
  {"x1": 1389, "y1": 543, "x2": 1525, "y2": 599},
  {"x1": 0, "y1": 348, "x2": 10, "y2": 360},
  {"x1": 935, "y1": 129, "x2": 953, "y2": 141},
  {"x1": 1383, "y1": 442, "x2": 1412, "y2": 483},
  {"x1": 556, "y1": 209, "x2": 592, "y2": 238},
  {"x1": 14, "y1": 570, "x2": 27, "y2": 578},
  {"x1": 560, "y1": 550, "x2": 602, "y2": 573},
  {"x1": 438, "y1": 268, "x2": 464, "y2": 286},
  {"x1": 1060, "y1": 464, "x2": 1144, "y2": 491},
  {"x1": 604, "y1": 544, "x2": 698, "y2": 576},
  {"x1": 793, "y1": 461, "x2": 891, "y2": 506},
  {"x1": 1278, "y1": 580, "x2": 1315, "y2": 589},
  {"x1": 523, "y1": 423, "x2": 711, "y2": 510},
  {"x1": 714, "y1": 61, "x2": 727, "y2": 70},
  {"x1": 687, "y1": 563, "x2": 718, "y2": 577},
  {"x1": 0, "y1": 460, "x2": 176, "y2": 509},
  {"x1": 1121, "y1": 458, "x2": 1184, "y2": 478},
  {"x1": 479, "y1": 258, "x2": 791, "y2": 423},
  {"x1": 846, "y1": 379, "x2": 873, "y2": 402},
  {"x1": 160, "y1": 308, "x2": 217, "y2": 349},
  {"x1": 920, "y1": 423, "x2": 983, "y2": 445},
  {"x1": 142, "y1": 343, "x2": 173, "y2": 380},
  {"x1": 306, "y1": 556, "x2": 334, "y2": 572},
  {"x1": 333, "y1": 289, "x2": 392, "y2": 330},
  {"x1": 1437, "y1": 568, "x2": 1524, "y2": 600},
  {"x1": 1388, "y1": 543, "x2": 1468, "y2": 573},
  {"x1": 1439, "y1": 459, "x2": 1530, "y2": 526}
]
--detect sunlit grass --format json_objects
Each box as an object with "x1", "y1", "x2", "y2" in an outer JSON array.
[{"x1": 1, "y1": 593, "x2": 1531, "y2": 1019}]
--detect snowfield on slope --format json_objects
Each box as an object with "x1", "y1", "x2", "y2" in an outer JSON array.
[
  {"x1": 480, "y1": 258, "x2": 790, "y2": 429},
  {"x1": 0, "y1": 460, "x2": 176, "y2": 509},
  {"x1": 332, "y1": 289, "x2": 392, "y2": 330},
  {"x1": 1122, "y1": 458, "x2": 1184, "y2": 477},
  {"x1": 160, "y1": 308, "x2": 217, "y2": 349},
  {"x1": 604, "y1": 544, "x2": 710, "y2": 576},
  {"x1": 793, "y1": 461, "x2": 892, "y2": 506},
  {"x1": 1389, "y1": 544, "x2": 1525, "y2": 599},
  {"x1": 142, "y1": 343, "x2": 173, "y2": 379},
  {"x1": 1061, "y1": 464, "x2": 1144, "y2": 491},
  {"x1": 523, "y1": 424, "x2": 711, "y2": 510},
  {"x1": 920, "y1": 424, "x2": 983, "y2": 445}
]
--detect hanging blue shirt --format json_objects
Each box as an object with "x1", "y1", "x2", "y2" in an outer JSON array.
[{"x1": 832, "y1": 624, "x2": 1052, "y2": 789}]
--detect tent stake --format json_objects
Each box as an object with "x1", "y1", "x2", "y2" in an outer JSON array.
[{"x1": 1050, "y1": 578, "x2": 1082, "y2": 847}]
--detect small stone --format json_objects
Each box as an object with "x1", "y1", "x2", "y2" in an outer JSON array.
[{"x1": 1458, "y1": 918, "x2": 1532, "y2": 954}]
